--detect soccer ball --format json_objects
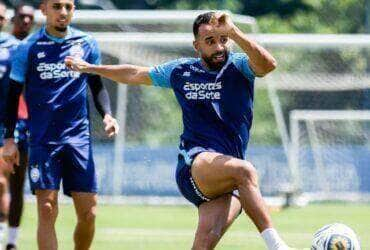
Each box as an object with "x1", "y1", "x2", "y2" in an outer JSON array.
[{"x1": 311, "y1": 223, "x2": 361, "y2": 250}]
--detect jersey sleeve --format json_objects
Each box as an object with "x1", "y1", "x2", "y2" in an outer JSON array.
[
  {"x1": 9, "y1": 41, "x2": 31, "y2": 84},
  {"x1": 231, "y1": 53, "x2": 255, "y2": 82},
  {"x1": 149, "y1": 59, "x2": 183, "y2": 88},
  {"x1": 87, "y1": 37, "x2": 101, "y2": 65}
]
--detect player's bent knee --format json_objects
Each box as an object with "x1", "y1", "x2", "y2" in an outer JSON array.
[
  {"x1": 39, "y1": 201, "x2": 58, "y2": 222},
  {"x1": 78, "y1": 209, "x2": 96, "y2": 224},
  {"x1": 235, "y1": 161, "x2": 258, "y2": 187}
]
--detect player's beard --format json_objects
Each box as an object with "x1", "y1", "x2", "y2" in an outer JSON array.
[
  {"x1": 202, "y1": 49, "x2": 229, "y2": 71},
  {"x1": 55, "y1": 26, "x2": 67, "y2": 32}
]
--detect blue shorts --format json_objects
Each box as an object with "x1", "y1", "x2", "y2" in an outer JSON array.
[
  {"x1": 14, "y1": 119, "x2": 29, "y2": 151},
  {"x1": 176, "y1": 145, "x2": 214, "y2": 207},
  {"x1": 28, "y1": 143, "x2": 97, "y2": 196}
]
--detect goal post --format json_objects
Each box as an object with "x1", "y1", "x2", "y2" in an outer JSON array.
[{"x1": 290, "y1": 110, "x2": 370, "y2": 201}]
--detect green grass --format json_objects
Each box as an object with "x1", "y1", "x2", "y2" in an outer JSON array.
[{"x1": 18, "y1": 202, "x2": 370, "y2": 249}]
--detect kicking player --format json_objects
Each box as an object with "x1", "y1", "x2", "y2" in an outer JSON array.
[
  {"x1": 6, "y1": 4, "x2": 35, "y2": 250},
  {"x1": 66, "y1": 11, "x2": 291, "y2": 250},
  {"x1": 0, "y1": 2, "x2": 22, "y2": 249},
  {"x1": 2, "y1": 0, "x2": 119, "y2": 249}
]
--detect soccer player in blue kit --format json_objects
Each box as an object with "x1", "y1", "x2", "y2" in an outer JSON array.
[
  {"x1": 0, "y1": 3, "x2": 35, "y2": 249},
  {"x1": 66, "y1": 12, "x2": 291, "y2": 250},
  {"x1": 0, "y1": 2, "x2": 20, "y2": 249},
  {"x1": 2, "y1": 0, "x2": 119, "y2": 249}
]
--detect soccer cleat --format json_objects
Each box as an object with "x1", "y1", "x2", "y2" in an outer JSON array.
[{"x1": 6, "y1": 243, "x2": 17, "y2": 250}]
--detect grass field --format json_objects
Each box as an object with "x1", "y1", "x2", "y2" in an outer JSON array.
[{"x1": 17, "y1": 202, "x2": 369, "y2": 249}]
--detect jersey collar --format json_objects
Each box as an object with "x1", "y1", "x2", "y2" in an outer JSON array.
[{"x1": 42, "y1": 26, "x2": 73, "y2": 43}]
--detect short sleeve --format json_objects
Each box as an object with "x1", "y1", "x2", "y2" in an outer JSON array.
[
  {"x1": 149, "y1": 59, "x2": 184, "y2": 88},
  {"x1": 9, "y1": 41, "x2": 31, "y2": 84},
  {"x1": 230, "y1": 53, "x2": 255, "y2": 82},
  {"x1": 87, "y1": 38, "x2": 101, "y2": 65}
]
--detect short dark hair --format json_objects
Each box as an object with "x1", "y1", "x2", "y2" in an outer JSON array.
[
  {"x1": 14, "y1": 2, "x2": 34, "y2": 16},
  {"x1": 193, "y1": 11, "x2": 215, "y2": 37}
]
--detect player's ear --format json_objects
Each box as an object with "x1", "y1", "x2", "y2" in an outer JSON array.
[
  {"x1": 40, "y1": 2, "x2": 47, "y2": 16},
  {"x1": 193, "y1": 40, "x2": 199, "y2": 53}
]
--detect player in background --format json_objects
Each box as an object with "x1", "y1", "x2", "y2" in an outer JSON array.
[
  {"x1": 66, "y1": 12, "x2": 292, "y2": 250},
  {"x1": 2, "y1": 0, "x2": 119, "y2": 249},
  {"x1": 0, "y1": 2, "x2": 22, "y2": 249},
  {"x1": 6, "y1": 4, "x2": 35, "y2": 250}
]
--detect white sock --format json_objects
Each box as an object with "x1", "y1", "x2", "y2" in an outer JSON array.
[
  {"x1": 261, "y1": 228, "x2": 289, "y2": 250},
  {"x1": 8, "y1": 226, "x2": 19, "y2": 245},
  {"x1": 0, "y1": 222, "x2": 6, "y2": 244}
]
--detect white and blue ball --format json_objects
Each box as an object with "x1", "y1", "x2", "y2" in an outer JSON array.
[{"x1": 311, "y1": 223, "x2": 361, "y2": 250}]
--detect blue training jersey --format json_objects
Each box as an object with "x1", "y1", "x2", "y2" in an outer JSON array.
[
  {"x1": 149, "y1": 52, "x2": 255, "y2": 159},
  {"x1": 0, "y1": 32, "x2": 19, "y2": 125},
  {"x1": 10, "y1": 26, "x2": 101, "y2": 146}
]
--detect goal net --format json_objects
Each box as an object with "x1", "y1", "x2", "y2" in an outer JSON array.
[{"x1": 290, "y1": 110, "x2": 370, "y2": 201}]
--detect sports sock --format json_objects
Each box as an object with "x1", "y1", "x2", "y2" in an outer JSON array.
[
  {"x1": 261, "y1": 228, "x2": 289, "y2": 250},
  {"x1": 0, "y1": 222, "x2": 6, "y2": 245},
  {"x1": 7, "y1": 227, "x2": 19, "y2": 245}
]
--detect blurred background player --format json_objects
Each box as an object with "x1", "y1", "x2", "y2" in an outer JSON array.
[
  {"x1": 0, "y1": 2, "x2": 22, "y2": 249},
  {"x1": 2, "y1": 0, "x2": 119, "y2": 249},
  {"x1": 6, "y1": 3, "x2": 35, "y2": 250},
  {"x1": 65, "y1": 11, "x2": 291, "y2": 250}
]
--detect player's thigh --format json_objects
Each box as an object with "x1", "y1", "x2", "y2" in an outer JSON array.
[
  {"x1": 191, "y1": 151, "x2": 246, "y2": 198},
  {"x1": 62, "y1": 143, "x2": 97, "y2": 196},
  {"x1": 194, "y1": 194, "x2": 241, "y2": 244},
  {"x1": 71, "y1": 192, "x2": 97, "y2": 221}
]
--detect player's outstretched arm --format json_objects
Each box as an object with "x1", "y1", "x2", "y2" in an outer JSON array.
[
  {"x1": 212, "y1": 13, "x2": 277, "y2": 77},
  {"x1": 65, "y1": 56, "x2": 152, "y2": 85}
]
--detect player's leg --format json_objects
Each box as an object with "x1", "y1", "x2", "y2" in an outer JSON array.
[
  {"x1": 62, "y1": 143, "x2": 97, "y2": 250},
  {"x1": 191, "y1": 151, "x2": 288, "y2": 249},
  {"x1": 0, "y1": 168, "x2": 9, "y2": 249},
  {"x1": 36, "y1": 190, "x2": 59, "y2": 250},
  {"x1": 192, "y1": 194, "x2": 241, "y2": 250},
  {"x1": 7, "y1": 147, "x2": 27, "y2": 249},
  {"x1": 71, "y1": 192, "x2": 97, "y2": 250},
  {"x1": 29, "y1": 145, "x2": 63, "y2": 250}
]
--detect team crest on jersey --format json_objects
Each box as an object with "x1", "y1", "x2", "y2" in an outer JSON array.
[
  {"x1": 70, "y1": 44, "x2": 84, "y2": 58},
  {"x1": 0, "y1": 48, "x2": 9, "y2": 60},
  {"x1": 30, "y1": 165, "x2": 40, "y2": 183}
]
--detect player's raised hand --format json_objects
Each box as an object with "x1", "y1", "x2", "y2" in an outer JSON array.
[
  {"x1": 103, "y1": 114, "x2": 119, "y2": 138},
  {"x1": 210, "y1": 12, "x2": 237, "y2": 37},
  {"x1": 65, "y1": 56, "x2": 93, "y2": 73},
  {"x1": 1, "y1": 139, "x2": 19, "y2": 168}
]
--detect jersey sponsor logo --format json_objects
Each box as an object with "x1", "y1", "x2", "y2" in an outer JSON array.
[
  {"x1": 189, "y1": 65, "x2": 205, "y2": 73},
  {"x1": 37, "y1": 62, "x2": 81, "y2": 80},
  {"x1": 37, "y1": 41, "x2": 55, "y2": 45},
  {"x1": 182, "y1": 71, "x2": 191, "y2": 77},
  {"x1": 183, "y1": 81, "x2": 222, "y2": 100},
  {"x1": 69, "y1": 44, "x2": 84, "y2": 58},
  {"x1": 37, "y1": 52, "x2": 46, "y2": 59}
]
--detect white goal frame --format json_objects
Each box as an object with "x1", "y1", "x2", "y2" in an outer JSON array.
[{"x1": 289, "y1": 110, "x2": 370, "y2": 202}]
